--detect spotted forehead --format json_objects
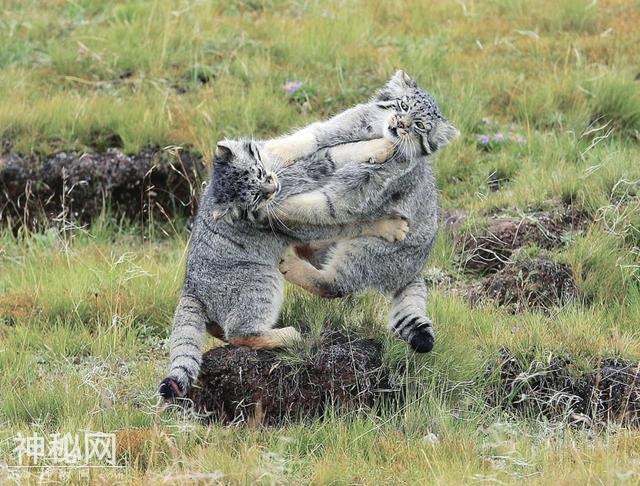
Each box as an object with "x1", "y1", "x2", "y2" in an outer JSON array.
[{"x1": 410, "y1": 89, "x2": 443, "y2": 120}]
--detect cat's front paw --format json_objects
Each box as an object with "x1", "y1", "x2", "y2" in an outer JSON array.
[
  {"x1": 373, "y1": 216, "x2": 409, "y2": 242},
  {"x1": 368, "y1": 138, "x2": 395, "y2": 164},
  {"x1": 264, "y1": 140, "x2": 299, "y2": 167},
  {"x1": 279, "y1": 251, "x2": 304, "y2": 276}
]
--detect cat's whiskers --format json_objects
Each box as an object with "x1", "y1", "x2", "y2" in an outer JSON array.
[
  {"x1": 264, "y1": 205, "x2": 279, "y2": 237},
  {"x1": 398, "y1": 135, "x2": 408, "y2": 158},
  {"x1": 268, "y1": 201, "x2": 294, "y2": 233},
  {"x1": 270, "y1": 158, "x2": 284, "y2": 176},
  {"x1": 409, "y1": 138, "x2": 415, "y2": 158}
]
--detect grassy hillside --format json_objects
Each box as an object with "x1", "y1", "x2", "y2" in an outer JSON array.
[{"x1": 1, "y1": 0, "x2": 640, "y2": 483}]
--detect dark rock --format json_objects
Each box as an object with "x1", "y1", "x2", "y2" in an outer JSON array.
[
  {"x1": 0, "y1": 145, "x2": 205, "y2": 229},
  {"x1": 187, "y1": 331, "x2": 398, "y2": 425},
  {"x1": 489, "y1": 350, "x2": 640, "y2": 427},
  {"x1": 467, "y1": 252, "x2": 577, "y2": 312}
]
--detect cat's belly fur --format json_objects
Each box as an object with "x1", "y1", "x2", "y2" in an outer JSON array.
[
  {"x1": 317, "y1": 164, "x2": 438, "y2": 296},
  {"x1": 183, "y1": 220, "x2": 290, "y2": 325},
  {"x1": 334, "y1": 207, "x2": 436, "y2": 295}
]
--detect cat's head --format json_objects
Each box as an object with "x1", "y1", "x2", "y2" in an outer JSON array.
[
  {"x1": 376, "y1": 70, "x2": 459, "y2": 157},
  {"x1": 210, "y1": 139, "x2": 280, "y2": 221}
]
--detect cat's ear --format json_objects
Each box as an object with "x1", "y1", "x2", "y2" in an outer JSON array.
[
  {"x1": 429, "y1": 119, "x2": 460, "y2": 152},
  {"x1": 375, "y1": 69, "x2": 416, "y2": 104},
  {"x1": 214, "y1": 140, "x2": 234, "y2": 161},
  {"x1": 391, "y1": 69, "x2": 417, "y2": 89},
  {"x1": 386, "y1": 70, "x2": 417, "y2": 95}
]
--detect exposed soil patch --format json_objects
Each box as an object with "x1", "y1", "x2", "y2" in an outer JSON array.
[
  {"x1": 0, "y1": 146, "x2": 205, "y2": 229},
  {"x1": 467, "y1": 252, "x2": 577, "y2": 312},
  {"x1": 187, "y1": 331, "x2": 398, "y2": 425},
  {"x1": 489, "y1": 350, "x2": 640, "y2": 427},
  {"x1": 453, "y1": 205, "x2": 587, "y2": 273}
]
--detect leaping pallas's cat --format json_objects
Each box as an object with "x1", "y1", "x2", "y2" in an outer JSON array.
[
  {"x1": 263, "y1": 70, "x2": 459, "y2": 354},
  {"x1": 159, "y1": 137, "x2": 405, "y2": 399}
]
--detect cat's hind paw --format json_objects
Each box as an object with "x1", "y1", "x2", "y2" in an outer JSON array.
[
  {"x1": 409, "y1": 324, "x2": 435, "y2": 353},
  {"x1": 228, "y1": 327, "x2": 302, "y2": 349},
  {"x1": 159, "y1": 376, "x2": 186, "y2": 400}
]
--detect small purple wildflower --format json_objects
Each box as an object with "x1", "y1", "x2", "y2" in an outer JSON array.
[
  {"x1": 478, "y1": 134, "x2": 490, "y2": 145},
  {"x1": 283, "y1": 81, "x2": 303, "y2": 95},
  {"x1": 493, "y1": 132, "x2": 505, "y2": 142}
]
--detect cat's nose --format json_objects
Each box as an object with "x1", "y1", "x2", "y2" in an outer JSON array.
[{"x1": 262, "y1": 173, "x2": 280, "y2": 196}]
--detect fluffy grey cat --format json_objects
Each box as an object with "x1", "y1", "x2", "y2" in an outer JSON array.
[
  {"x1": 265, "y1": 70, "x2": 459, "y2": 354},
  {"x1": 159, "y1": 137, "x2": 404, "y2": 399},
  {"x1": 160, "y1": 70, "x2": 457, "y2": 399}
]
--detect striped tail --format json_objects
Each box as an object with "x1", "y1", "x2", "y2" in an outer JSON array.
[
  {"x1": 159, "y1": 294, "x2": 208, "y2": 400},
  {"x1": 389, "y1": 275, "x2": 435, "y2": 353}
]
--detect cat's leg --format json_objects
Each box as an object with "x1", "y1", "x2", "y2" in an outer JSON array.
[
  {"x1": 279, "y1": 242, "x2": 365, "y2": 298},
  {"x1": 326, "y1": 138, "x2": 394, "y2": 168},
  {"x1": 223, "y1": 273, "x2": 302, "y2": 349},
  {"x1": 274, "y1": 185, "x2": 396, "y2": 227},
  {"x1": 294, "y1": 241, "x2": 334, "y2": 268},
  {"x1": 273, "y1": 189, "x2": 340, "y2": 226},
  {"x1": 264, "y1": 126, "x2": 318, "y2": 168},
  {"x1": 283, "y1": 214, "x2": 409, "y2": 245},
  {"x1": 360, "y1": 217, "x2": 409, "y2": 241},
  {"x1": 159, "y1": 294, "x2": 209, "y2": 399},
  {"x1": 278, "y1": 251, "x2": 341, "y2": 298},
  {"x1": 280, "y1": 249, "x2": 435, "y2": 353},
  {"x1": 264, "y1": 103, "x2": 386, "y2": 165},
  {"x1": 278, "y1": 217, "x2": 409, "y2": 298},
  {"x1": 227, "y1": 327, "x2": 302, "y2": 348},
  {"x1": 274, "y1": 188, "x2": 406, "y2": 228},
  {"x1": 273, "y1": 136, "x2": 395, "y2": 227},
  {"x1": 293, "y1": 241, "x2": 332, "y2": 262},
  {"x1": 389, "y1": 275, "x2": 434, "y2": 353}
]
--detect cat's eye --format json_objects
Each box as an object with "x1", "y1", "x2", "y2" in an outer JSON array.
[
  {"x1": 400, "y1": 100, "x2": 409, "y2": 111},
  {"x1": 418, "y1": 121, "x2": 433, "y2": 131}
]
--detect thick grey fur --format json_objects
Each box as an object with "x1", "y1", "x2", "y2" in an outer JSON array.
[
  {"x1": 160, "y1": 71, "x2": 458, "y2": 399},
  {"x1": 160, "y1": 140, "x2": 403, "y2": 399},
  {"x1": 270, "y1": 70, "x2": 459, "y2": 354}
]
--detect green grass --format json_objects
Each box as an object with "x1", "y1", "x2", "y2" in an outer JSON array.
[{"x1": 1, "y1": 0, "x2": 640, "y2": 483}]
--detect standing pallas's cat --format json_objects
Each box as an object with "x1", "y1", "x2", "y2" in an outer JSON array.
[
  {"x1": 266, "y1": 70, "x2": 459, "y2": 353},
  {"x1": 159, "y1": 137, "x2": 405, "y2": 399}
]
